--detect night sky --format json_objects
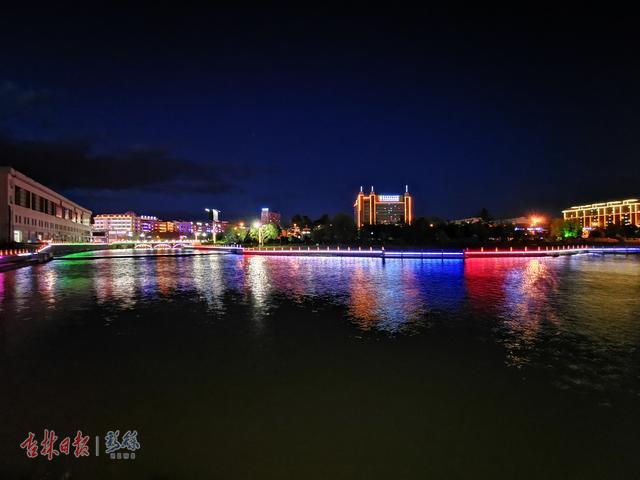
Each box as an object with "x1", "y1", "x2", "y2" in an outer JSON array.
[{"x1": 1, "y1": 6, "x2": 638, "y2": 223}]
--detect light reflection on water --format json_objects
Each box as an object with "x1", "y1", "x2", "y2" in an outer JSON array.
[
  {"x1": 491, "y1": 259, "x2": 561, "y2": 368},
  {"x1": 3, "y1": 251, "x2": 640, "y2": 478},
  {"x1": 1, "y1": 251, "x2": 640, "y2": 393},
  {"x1": 464, "y1": 255, "x2": 640, "y2": 390}
]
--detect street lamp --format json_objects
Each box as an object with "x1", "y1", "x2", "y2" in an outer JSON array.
[{"x1": 205, "y1": 208, "x2": 220, "y2": 243}]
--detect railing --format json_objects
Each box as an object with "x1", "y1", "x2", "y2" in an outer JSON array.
[
  {"x1": 464, "y1": 245, "x2": 590, "y2": 256},
  {"x1": 241, "y1": 244, "x2": 639, "y2": 259},
  {"x1": 0, "y1": 248, "x2": 32, "y2": 257},
  {"x1": 243, "y1": 246, "x2": 463, "y2": 259},
  {"x1": 10, "y1": 243, "x2": 635, "y2": 261}
]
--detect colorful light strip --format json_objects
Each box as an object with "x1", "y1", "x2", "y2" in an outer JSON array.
[
  {"x1": 465, "y1": 248, "x2": 589, "y2": 256},
  {"x1": 384, "y1": 251, "x2": 463, "y2": 256},
  {"x1": 4, "y1": 243, "x2": 639, "y2": 265},
  {"x1": 243, "y1": 248, "x2": 464, "y2": 258},
  {"x1": 586, "y1": 247, "x2": 640, "y2": 253}
]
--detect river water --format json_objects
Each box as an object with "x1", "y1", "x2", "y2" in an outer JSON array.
[{"x1": 1, "y1": 251, "x2": 639, "y2": 479}]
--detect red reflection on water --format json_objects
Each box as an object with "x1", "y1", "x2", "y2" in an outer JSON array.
[
  {"x1": 465, "y1": 257, "x2": 559, "y2": 313},
  {"x1": 465, "y1": 257, "x2": 560, "y2": 367},
  {"x1": 464, "y1": 258, "x2": 515, "y2": 313}
]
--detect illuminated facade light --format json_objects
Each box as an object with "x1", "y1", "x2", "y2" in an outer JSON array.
[
  {"x1": 353, "y1": 185, "x2": 414, "y2": 227},
  {"x1": 562, "y1": 198, "x2": 640, "y2": 228}
]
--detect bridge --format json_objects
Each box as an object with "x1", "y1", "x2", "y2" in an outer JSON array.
[{"x1": 133, "y1": 242, "x2": 188, "y2": 250}]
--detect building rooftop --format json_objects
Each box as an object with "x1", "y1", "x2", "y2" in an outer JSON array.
[
  {"x1": 0, "y1": 166, "x2": 92, "y2": 214},
  {"x1": 562, "y1": 199, "x2": 639, "y2": 212}
]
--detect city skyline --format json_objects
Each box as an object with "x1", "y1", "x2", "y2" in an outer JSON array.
[
  {"x1": 1, "y1": 7, "x2": 639, "y2": 221},
  {"x1": 3, "y1": 8, "x2": 640, "y2": 479},
  {"x1": 4, "y1": 162, "x2": 639, "y2": 229}
]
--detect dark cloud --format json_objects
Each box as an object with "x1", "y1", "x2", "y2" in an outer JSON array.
[
  {"x1": 0, "y1": 134, "x2": 238, "y2": 194},
  {"x1": 0, "y1": 81, "x2": 50, "y2": 127},
  {"x1": 0, "y1": 81, "x2": 48, "y2": 108}
]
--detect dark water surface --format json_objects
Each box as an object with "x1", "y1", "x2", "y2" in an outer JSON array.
[{"x1": 1, "y1": 252, "x2": 639, "y2": 479}]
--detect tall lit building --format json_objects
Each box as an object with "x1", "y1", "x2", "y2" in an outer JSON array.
[
  {"x1": 353, "y1": 185, "x2": 413, "y2": 227},
  {"x1": 260, "y1": 207, "x2": 281, "y2": 225},
  {"x1": 0, "y1": 167, "x2": 92, "y2": 243},
  {"x1": 93, "y1": 212, "x2": 142, "y2": 240},
  {"x1": 562, "y1": 198, "x2": 640, "y2": 229}
]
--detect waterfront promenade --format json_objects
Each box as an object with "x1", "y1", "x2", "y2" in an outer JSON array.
[{"x1": 3, "y1": 243, "x2": 640, "y2": 271}]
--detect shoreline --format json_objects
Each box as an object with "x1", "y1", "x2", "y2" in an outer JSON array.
[{"x1": 2, "y1": 244, "x2": 639, "y2": 271}]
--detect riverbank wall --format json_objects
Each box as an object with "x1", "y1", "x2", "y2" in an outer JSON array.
[{"x1": 0, "y1": 250, "x2": 53, "y2": 272}]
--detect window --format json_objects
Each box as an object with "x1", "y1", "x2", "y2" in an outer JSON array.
[
  {"x1": 15, "y1": 186, "x2": 31, "y2": 208},
  {"x1": 31, "y1": 192, "x2": 39, "y2": 211}
]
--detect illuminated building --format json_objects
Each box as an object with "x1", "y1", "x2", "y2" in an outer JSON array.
[
  {"x1": 175, "y1": 220, "x2": 228, "y2": 236},
  {"x1": 261, "y1": 207, "x2": 281, "y2": 225},
  {"x1": 174, "y1": 221, "x2": 194, "y2": 235},
  {"x1": 353, "y1": 185, "x2": 413, "y2": 227},
  {"x1": 92, "y1": 212, "x2": 229, "y2": 242},
  {"x1": 1, "y1": 167, "x2": 92, "y2": 243},
  {"x1": 287, "y1": 223, "x2": 302, "y2": 239},
  {"x1": 140, "y1": 215, "x2": 158, "y2": 232},
  {"x1": 194, "y1": 221, "x2": 226, "y2": 238},
  {"x1": 93, "y1": 212, "x2": 142, "y2": 241},
  {"x1": 562, "y1": 199, "x2": 640, "y2": 229},
  {"x1": 216, "y1": 220, "x2": 229, "y2": 234},
  {"x1": 451, "y1": 216, "x2": 533, "y2": 226},
  {"x1": 286, "y1": 223, "x2": 313, "y2": 239},
  {"x1": 450, "y1": 217, "x2": 483, "y2": 225},
  {"x1": 154, "y1": 221, "x2": 176, "y2": 234}
]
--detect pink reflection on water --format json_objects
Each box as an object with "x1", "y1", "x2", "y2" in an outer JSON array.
[{"x1": 465, "y1": 258, "x2": 560, "y2": 367}]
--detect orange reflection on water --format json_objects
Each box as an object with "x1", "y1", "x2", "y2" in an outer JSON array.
[
  {"x1": 347, "y1": 260, "x2": 426, "y2": 332},
  {"x1": 503, "y1": 259, "x2": 560, "y2": 365},
  {"x1": 155, "y1": 258, "x2": 178, "y2": 297},
  {"x1": 348, "y1": 263, "x2": 381, "y2": 330}
]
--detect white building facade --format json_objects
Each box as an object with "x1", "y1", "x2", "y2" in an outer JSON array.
[
  {"x1": 0, "y1": 167, "x2": 92, "y2": 243},
  {"x1": 92, "y1": 212, "x2": 142, "y2": 242}
]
